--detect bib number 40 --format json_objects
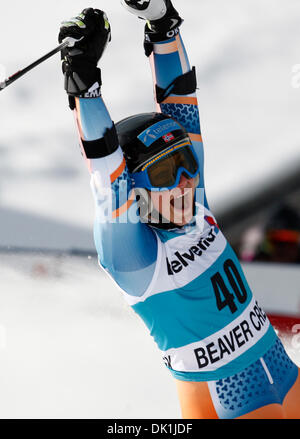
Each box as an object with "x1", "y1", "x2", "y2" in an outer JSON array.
[{"x1": 211, "y1": 259, "x2": 248, "y2": 314}]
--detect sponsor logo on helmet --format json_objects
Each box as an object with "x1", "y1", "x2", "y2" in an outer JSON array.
[
  {"x1": 138, "y1": 119, "x2": 182, "y2": 147},
  {"x1": 163, "y1": 133, "x2": 175, "y2": 143}
]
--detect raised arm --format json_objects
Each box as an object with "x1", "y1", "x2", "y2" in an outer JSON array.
[
  {"x1": 59, "y1": 8, "x2": 157, "y2": 295},
  {"x1": 149, "y1": 32, "x2": 208, "y2": 206},
  {"x1": 122, "y1": 0, "x2": 208, "y2": 208}
]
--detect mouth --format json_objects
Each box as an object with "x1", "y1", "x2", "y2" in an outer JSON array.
[{"x1": 170, "y1": 189, "x2": 193, "y2": 211}]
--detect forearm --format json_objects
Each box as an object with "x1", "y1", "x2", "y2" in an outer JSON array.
[
  {"x1": 75, "y1": 96, "x2": 112, "y2": 148},
  {"x1": 73, "y1": 95, "x2": 123, "y2": 176},
  {"x1": 149, "y1": 32, "x2": 202, "y2": 140},
  {"x1": 74, "y1": 95, "x2": 133, "y2": 236}
]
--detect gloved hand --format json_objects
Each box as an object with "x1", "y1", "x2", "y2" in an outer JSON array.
[
  {"x1": 121, "y1": 0, "x2": 168, "y2": 21},
  {"x1": 121, "y1": 0, "x2": 182, "y2": 56},
  {"x1": 58, "y1": 8, "x2": 111, "y2": 98}
]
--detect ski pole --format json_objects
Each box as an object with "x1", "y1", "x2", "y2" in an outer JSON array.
[{"x1": 0, "y1": 37, "x2": 73, "y2": 91}]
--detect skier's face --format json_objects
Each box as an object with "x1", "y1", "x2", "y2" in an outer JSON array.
[{"x1": 149, "y1": 173, "x2": 199, "y2": 226}]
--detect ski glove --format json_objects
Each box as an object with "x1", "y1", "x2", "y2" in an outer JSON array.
[
  {"x1": 58, "y1": 8, "x2": 111, "y2": 98},
  {"x1": 144, "y1": 0, "x2": 183, "y2": 40},
  {"x1": 121, "y1": 0, "x2": 183, "y2": 56}
]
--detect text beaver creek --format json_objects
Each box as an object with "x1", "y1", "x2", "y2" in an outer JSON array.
[
  {"x1": 166, "y1": 229, "x2": 217, "y2": 275},
  {"x1": 194, "y1": 300, "x2": 269, "y2": 369}
]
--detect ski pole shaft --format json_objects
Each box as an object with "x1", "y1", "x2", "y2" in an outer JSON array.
[{"x1": 0, "y1": 38, "x2": 71, "y2": 91}]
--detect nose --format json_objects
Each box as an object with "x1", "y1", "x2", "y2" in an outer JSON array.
[{"x1": 177, "y1": 172, "x2": 192, "y2": 189}]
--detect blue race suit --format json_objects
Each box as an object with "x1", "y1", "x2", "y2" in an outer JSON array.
[{"x1": 73, "y1": 31, "x2": 279, "y2": 382}]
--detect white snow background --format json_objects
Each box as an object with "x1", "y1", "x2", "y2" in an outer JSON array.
[{"x1": 0, "y1": 0, "x2": 299, "y2": 418}]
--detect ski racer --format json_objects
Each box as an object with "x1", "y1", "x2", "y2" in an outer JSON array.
[{"x1": 58, "y1": 0, "x2": 300, "y2": 419}]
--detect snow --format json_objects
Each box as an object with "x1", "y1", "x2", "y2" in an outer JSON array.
[
  {"x1": 0, "y1": 253, "x2": 180, "y2": 419},
  {"x1": 0, "y1": 0, "x2": 299, "y2": 418}
]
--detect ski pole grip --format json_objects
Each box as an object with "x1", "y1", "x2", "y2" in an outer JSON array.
[{"x1": 61, "y1": 36, "x2": 84, "y2": 49}]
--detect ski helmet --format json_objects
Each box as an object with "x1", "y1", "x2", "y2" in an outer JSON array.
[{"x1": 116, "y1": 112, "x2": 199, "y2": 190}]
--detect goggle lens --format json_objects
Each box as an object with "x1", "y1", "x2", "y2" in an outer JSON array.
[{"x1": 147, "y1": 144, "x2": 198, "y2": 188}]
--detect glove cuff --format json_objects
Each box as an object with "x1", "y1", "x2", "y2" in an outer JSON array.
[
  {"x1": 143, "y1": 3, "x2": 183, "y2": 57},
  {"x1": 63, "y1": 64, "x2": 102, "y2": 97}
]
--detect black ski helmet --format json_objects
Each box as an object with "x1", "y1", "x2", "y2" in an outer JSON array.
[{"x1": 116, "y1": 112, "x2": 189, "y2": 174}]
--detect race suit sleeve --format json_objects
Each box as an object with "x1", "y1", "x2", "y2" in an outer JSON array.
[
  {"x1": 73, "y1": 95, "x2": 157, "y2": 296},
  {"x1": 149, "y1": 31, "x2": 209, "y2": 209}
]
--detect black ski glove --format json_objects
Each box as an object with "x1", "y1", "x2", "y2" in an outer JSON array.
[
  {"x1": 58, "y1": 8, "x2": 111, "y2": 101},
  {"x1": 143, "y1": 0, "x2": 183, "y2": 56}
]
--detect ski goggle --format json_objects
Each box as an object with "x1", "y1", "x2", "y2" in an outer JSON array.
[{"x1": 132, "y1": 138, "x2": 199, "y2": 191}]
